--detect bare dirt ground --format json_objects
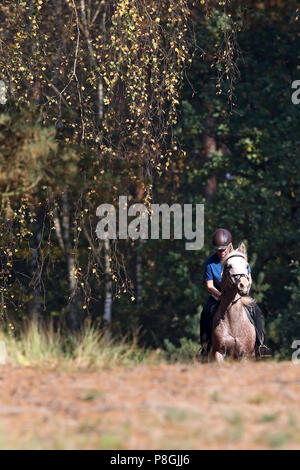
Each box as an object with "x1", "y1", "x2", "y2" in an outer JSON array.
[{"x1": 0, "y1": 361, "x2": 299, "y2": 449}]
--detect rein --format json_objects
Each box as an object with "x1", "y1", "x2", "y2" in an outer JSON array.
[{"x1": 229, "y1": 296, "x2": 242, "y2": 306}]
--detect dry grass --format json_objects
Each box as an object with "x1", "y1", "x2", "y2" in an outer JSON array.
[
  {"x1": 0, "y1": 360, "x2": 299, "y2": 449},
  {"x1": 0, "y1": 323, "x2": 298, "y2": 449},
  {"x1": 0, "y1": 321, "x2": 164, "y2": 370}
]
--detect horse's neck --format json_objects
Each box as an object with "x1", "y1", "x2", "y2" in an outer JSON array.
[
  {"x1": 220, "y1": 289, "x2": 239, "y2": 305},
  {"x1": 220, "y1": 290, "x2": 243, "y2": 319}
]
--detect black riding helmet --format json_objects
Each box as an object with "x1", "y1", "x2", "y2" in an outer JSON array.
[{"x1": 212, "y1": 228, "x2": 232, "y2": 250}]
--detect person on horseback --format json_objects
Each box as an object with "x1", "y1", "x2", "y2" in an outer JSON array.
[{"x1": 200, "y1": 228, "x2": 272, "y2": 359}]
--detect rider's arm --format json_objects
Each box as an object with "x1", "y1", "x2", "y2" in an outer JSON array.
[{"x1": 206, "y1": 280, "x2": 222, "y2": 298}]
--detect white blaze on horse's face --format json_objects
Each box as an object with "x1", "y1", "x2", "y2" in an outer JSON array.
[{"x1": 223, "y1": 253, "x2": 250, "y2": 296}]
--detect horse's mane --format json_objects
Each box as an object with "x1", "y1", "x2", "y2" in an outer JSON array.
[{"x1": 241, "y1": 296, "x2": 255, "y2": 307}]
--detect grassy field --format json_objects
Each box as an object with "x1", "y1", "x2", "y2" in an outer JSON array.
[
  {"x1": 0, "y1": 322, "x2": 164, "y2": 370},
  {"x1": 0, "y1": 325, "x2": 299, "y2": 450}
]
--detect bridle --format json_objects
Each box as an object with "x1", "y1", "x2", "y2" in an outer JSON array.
[{"x1": 223, "y1": 254, "x2": 250, "y2": 287}]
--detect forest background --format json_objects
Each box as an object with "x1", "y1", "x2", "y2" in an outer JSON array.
[{"x1": 0, "y1": 0, "x2": 299, "y2": 360}]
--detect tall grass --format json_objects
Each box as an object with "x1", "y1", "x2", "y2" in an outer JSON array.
[{"x1": 0, "y1": 321, "x2": 165, "y2": 370}]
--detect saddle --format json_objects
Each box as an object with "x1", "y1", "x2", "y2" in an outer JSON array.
[{"x1": 244, "y1": 305, "x2": 255, "y2": 327}]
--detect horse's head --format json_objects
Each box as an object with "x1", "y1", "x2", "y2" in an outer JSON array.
[{"x1": 221, "y1": 242, "x2": 251, "y2": 296}]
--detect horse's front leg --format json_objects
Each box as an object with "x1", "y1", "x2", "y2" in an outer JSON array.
[
  {"x1": 214, "y1": 351, "x2": 224, "y2": 363},
  {"x1": 210, "y1": 342, "x2": 226, "y2": 363}
]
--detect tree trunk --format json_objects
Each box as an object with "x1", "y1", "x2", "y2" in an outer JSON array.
[
  {"x1": 136, "y1": 239, "x2": 144, "y2": 306},
  {"x1": 30, "y1": 210, "x2": 43, "y2": 323},
  {"x1": 61, "y1": 191, "x2": 80, "y2": 330},
  {"x1": 103, "y1": 237, "x2": 112, "y2": 327},
  {"x1": 203, "y1": 116, "x2": 217, "y2": 201},
  {"x1": 80, "y1": 0, "x2": 105, "y2": 122},
  {"x1": 31, "y1": 246, "x2": 41, "y2": 323}
]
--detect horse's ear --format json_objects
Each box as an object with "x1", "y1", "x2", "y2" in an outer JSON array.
[
  {"x1": 227, "y1": 242, "x2": 233, "y2": 253},
  {"x1": 237, "y1": 242, "x2": 247, "y2": 258}
]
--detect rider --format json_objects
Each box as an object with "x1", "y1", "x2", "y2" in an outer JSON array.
[{"x1": 200, "y1": 228, "x2": 272, "y2": 358}]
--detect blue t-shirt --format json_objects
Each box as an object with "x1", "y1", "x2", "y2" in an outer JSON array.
[{"x1": 204, "y1": 252, "x2": 251, "y2": 291}]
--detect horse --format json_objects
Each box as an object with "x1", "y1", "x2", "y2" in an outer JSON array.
[{"x1": 210, "y1": 242, "x2": 256, "y2": 363}]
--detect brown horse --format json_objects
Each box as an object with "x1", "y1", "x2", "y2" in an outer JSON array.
[{"x1": 210, "y1": 242, "x2": 256, "y2": 363}]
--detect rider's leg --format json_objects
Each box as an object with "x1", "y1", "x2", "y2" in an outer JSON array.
[
  {"x1": 197, "y1": 297, "x2": 222, "y2": 361},
  {"x1": 196, "y1": 302, "x2": 211, "y2": 361},
  {"x1": 200, "y1": 297, "x2": 219, "y2": 351},
  {"x1": 251, "y1": 303, "x2": 264, "y2": 345},
  {"x1": 251, "y1": 303, "x2": 272, "y2": 356},
  {"x1": 200, "y1": 301, "x2": 210, "y2": 347}
]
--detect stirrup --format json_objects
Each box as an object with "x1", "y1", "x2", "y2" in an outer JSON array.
[{"x1": 258, "y1": 344, "x2": 272, "y2": 357}]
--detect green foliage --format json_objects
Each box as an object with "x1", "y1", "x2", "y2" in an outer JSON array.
[
  {"x1": 175, "y1": 0, "x2": 300, "y2": 358},
  {"x1": 0, "y1": 106, "x2": 57, "y2": 198},
  {"x1": 164, "y1": 336, "x2": 199, "y2": 363},
  {"x1": 0, "y1": 1, "x2": 298, "y2": 361}
]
